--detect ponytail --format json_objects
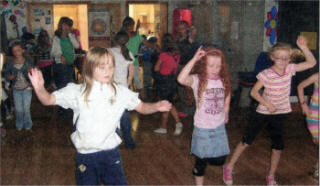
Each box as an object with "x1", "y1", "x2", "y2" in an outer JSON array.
[{"x1": 114, "y1": 31, "x2": 132, "y2": 61}]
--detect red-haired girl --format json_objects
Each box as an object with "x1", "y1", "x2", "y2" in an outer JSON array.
[{"x1": 178, "y1": 46, "x2": 232, "y2": 185}]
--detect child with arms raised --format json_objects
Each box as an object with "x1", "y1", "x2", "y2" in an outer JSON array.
[
  {"x1": 28, "y1": 47, "x2": 171, "y2": 185},
  {"x1": 178, "y1": 46, "x2": 232, "y2": 185},
  {"x1": 223, "y1": 36, "x2": 316, "y2": 186}
]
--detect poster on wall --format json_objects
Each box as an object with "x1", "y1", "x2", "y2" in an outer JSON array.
[
  {"x1": 30, "y1": 5, "x2": 53, "y2": 37},
  {"x1": 88, "y1": 9, "x2": 110, "y2": 40}
]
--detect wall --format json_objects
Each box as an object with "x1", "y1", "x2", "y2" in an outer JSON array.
[{"x1": 0, "y1": 1, "x2": 28, "y2": 40}]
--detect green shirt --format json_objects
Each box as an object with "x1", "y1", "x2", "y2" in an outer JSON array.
[
  {"x1": 60, "y1": 37, "x2": 75, "y2": 65},
  {"x1": 127, "y1": 34, "x2": 144, "y2": 66}
]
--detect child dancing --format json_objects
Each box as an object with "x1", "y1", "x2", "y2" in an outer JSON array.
[
  {"x1": 178, "y1": 46, "x2": 232, "y2": 185},
  {"x1": 28, "y1": 47, "x2": 171, "y2": 185},
  {"x1": 297, "y1": 72, "x2": 319, "y2": 178},
  {"x1": 223, "y1": 36, "x2": 317, "y2": 186}
]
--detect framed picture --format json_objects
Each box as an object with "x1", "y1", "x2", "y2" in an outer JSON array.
[{"x1": 88, "y1": 9, "x2": 110, "y2": 39}]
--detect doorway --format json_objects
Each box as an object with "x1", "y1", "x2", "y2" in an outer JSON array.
[
  {"x1": 127, "y1": 2, "x2": 167, "y2": 42},
  {"x1": 53, "y1": 4, "x2": 89, "y2": 51}
]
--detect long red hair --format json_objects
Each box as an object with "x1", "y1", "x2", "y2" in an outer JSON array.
[{"x1": 193, "y1": 46, "x2": 232, "y2": 105}]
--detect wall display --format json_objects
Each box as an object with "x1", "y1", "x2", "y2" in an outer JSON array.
[
  {"x1": 264, "y1": 6, "x2": 278, "y2": 45},
  {"x1": 29, "y1": 5, "x2": 53, "y2": 36},
  {"x1": 88, "y1": 9, "x2": 110, "y2": 40},
  {"x1": 0, "y1": 0, "x2": 27, "y2": 39}
]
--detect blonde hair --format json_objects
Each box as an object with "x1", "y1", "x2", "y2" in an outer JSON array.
[
  {"x1": 268, "y1": 42, "x2": 293, "y2": 61},
  {"x1": 82, "y1": 47, "x2": 117, "y2": 104}
]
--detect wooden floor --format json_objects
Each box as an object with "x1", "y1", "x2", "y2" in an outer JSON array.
[{"x1": 0, "y1": 90, "x2": 319, "y2": 185}]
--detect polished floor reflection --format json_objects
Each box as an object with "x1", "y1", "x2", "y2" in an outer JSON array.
[{"x1": 0, "y1": 90, "x2": 319, "y2": 185}]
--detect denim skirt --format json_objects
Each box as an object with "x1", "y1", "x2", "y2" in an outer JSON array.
[{"x1": 191, "y1": 124, "x2": 230, "y2": 158}]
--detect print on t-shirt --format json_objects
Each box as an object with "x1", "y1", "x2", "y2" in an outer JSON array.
[{"x1": 204, "y1": 88, "x2": 224, "y2": 115}]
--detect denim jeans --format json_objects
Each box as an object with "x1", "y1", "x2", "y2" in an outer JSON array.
[
  {"x1": 120, "y1": 110, "x2": 136, "y2": 149},
  {"x1": 142, "y1": 62, "x2": 153, "y2": 88},
  {"x1": 53, "y1": 63, "x2": 74, "y2": 89},
  {"x1": 75, "y1": 148, "x2": 128, "y2": 185},
  {"x1": 13, "y1": 89, "x2": 33, "y2": 129}
]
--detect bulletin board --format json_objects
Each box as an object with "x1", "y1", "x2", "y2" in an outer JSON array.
[{"x1": 27, "y1": 4, "x2": 54, "y2": 37}]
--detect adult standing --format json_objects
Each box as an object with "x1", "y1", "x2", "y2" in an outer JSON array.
[
  {"x1": 51, "y1": 17, "x2": 79, "y2": 118},
  {"x1": 176, "y1": 20, "x2": 197, "y2": 117},
  {"x1": 51, "y1": 17, "x2": 79, "y2": 89}
]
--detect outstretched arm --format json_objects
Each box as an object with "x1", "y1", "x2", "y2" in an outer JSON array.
[
  {"x1": 135, "y1": 100, "x2": 172, "y2": 114},
  {"x1": 177, "y1": 46, "x2": 205, "y2": 87},
  {"x1": 295, "y1": 36, "x2": 317, "y2": 72},
  {"x1": 28, "y1": 68, "x2": 55, "y2": 106}
]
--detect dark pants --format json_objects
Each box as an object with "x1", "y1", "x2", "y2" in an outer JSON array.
[
  {"x1": 40, "y1": 65, "x2": 53, "y2": 88},
  {"x1": 75, "y1": 148, "x2": 127, "y2": 185},
  {"x1": 53, "y1": 63, "x2": 74, "y2": 89},
  {"x1": 242, "y1": 112, "x2": 288, "y2": 150},
  {"x1": 53, "y1": 63, "x2": 74, "y2": 117},
  {"x1": 193, "y1": 155, "x2": 227, "y2": 176},
  {"x1": 120, "y1": 110, "x2": 136, "y2": 149}
]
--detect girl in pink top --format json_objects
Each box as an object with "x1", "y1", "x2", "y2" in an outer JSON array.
[
  {"x1": 178, "y1": 46, "x2": 232, "y2": 185},
  {"x1": 153, "y1": 33, "x2": 182, "y2": 135},
  {"x1": 223, "y1": 36, "x2": 317, "y2": 186}
]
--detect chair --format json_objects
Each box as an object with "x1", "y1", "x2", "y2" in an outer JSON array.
[{"x1": 232, "y1": 52, "x2": 272, "y2": 107}]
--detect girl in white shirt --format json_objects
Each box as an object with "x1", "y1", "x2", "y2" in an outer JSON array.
[
  {"x1": 28, "y1": 47, "x2": 171, "y2": 185},
  {"x1": 109, "y1": 31, "x2": 136, "y2": 149}
]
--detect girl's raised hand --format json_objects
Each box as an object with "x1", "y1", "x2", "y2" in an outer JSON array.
[
  {"x1": 192, "y1": 46, "x2": 206, "y2": 62},
  {"x1": 156, "y1": 100, "x2": 172, "y2": 112},
  {"x1": 296, "y1": 35, "x2": 308, "y2": 49},
  {"x1": 28, "y1": 68, "x2": 44, "y2": 90}
]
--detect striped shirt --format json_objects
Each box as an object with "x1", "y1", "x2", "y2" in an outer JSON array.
[{"x1": 256, "y1": 64, "x2": 296, "y2": 114}]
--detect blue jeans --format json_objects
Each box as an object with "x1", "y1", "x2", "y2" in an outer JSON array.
[
  {"x1": 120, "y1": 110, "x2": 136, "y2": 149},
  {"x1": 53, "y1": 63, "x2": 74, "y2": 89},
  {"x1": 13, "y1": 89, "x2": 33, "y2": 129},
  {"x1": 75, "y1": 148, "x2": 127, "y2": 185}
]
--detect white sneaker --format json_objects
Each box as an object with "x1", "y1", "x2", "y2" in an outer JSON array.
[
  {"x1": 6, "y1": 114, "x2": 13, "y2": 120},
  {"x1": 173, "y1": 122, "x2": 183, "y2": 136},
  {"x1": 153, "y1": 128, "x2": 167, "y2": 134}
]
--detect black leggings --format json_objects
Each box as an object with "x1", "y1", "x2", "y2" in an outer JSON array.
[{"x1": 192, "y1": 155, "x2": 227, "y2": 176}]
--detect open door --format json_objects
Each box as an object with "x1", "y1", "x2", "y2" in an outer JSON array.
[
  {"x1": 127, "y1": 2, "x2": 167, "y2": 43},
  {"x1": 53, "y1": 4, "x2": 88, "y2": 51}
]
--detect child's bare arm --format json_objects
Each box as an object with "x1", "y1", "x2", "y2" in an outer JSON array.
[
  {"x1": 224, "y1": 92, "x2": 231, "y2": 124},
  {"x1": 135, "y1": 100, "x2": 172, "y2": 114},
  {"x1": 28, "y1": 68, "x2": 55, "y2": 106},
  {"x1": 177, "y1": 46, "x2": 205, "y2": 87},
  {"x1": 295, "y1": 36, "x2": 317, "y2": 72},
  {"x1": 127, "y1": 64, "x2": 134, "y2": 87},
  {"x1": 297, "y1": 73, "x2": 318, "y2": 116},
  {"x1": 250, "y1": 80, "x2": 276, "y2": 113}
]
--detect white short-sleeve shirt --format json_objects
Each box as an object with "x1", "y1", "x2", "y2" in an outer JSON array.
[
  {"x1": 53, "y1": 81, "x2": 141, "y2": 153},
  {"x1": 109, "y1": 47, "x2": 134, "y2": 87}
]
